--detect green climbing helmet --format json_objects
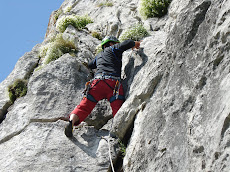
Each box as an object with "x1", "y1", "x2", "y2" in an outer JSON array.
[{"x1": 101, "y1": 36, "x2": 120, "y2": 48}]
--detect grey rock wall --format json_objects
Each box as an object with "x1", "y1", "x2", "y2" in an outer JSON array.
[
  {"x1": 114, "y1": 0, "x2": 230, "y2": 171},
  {"x1": 0, "y1": 46, "x2": 40, "y2": 121},
  {"x1": 1, "y1": 0, "x2": 230, "y2": 172},
  {"x1": 0, "y1": 54, "x2": 118, "y2": 172}
]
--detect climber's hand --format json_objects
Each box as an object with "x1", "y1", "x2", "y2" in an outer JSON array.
[{"x1": 133, "y1": 41, "x2": 142, "y2": 50}]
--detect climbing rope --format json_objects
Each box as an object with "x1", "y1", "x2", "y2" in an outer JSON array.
[
  {"x1": 108, "y1": 130, "x2": 115, "y2": 172},
  {"x1": 101, "y1": 118, "x2": 115, "y2": 172}
]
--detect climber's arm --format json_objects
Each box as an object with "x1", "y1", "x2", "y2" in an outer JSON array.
[{"x1": 88, "y1": 56, "x2": 97, "y2": 69}]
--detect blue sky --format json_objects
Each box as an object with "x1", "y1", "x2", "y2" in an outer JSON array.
[{"x1": 0, "y1": 0, "x2": 64, "y2": 83}]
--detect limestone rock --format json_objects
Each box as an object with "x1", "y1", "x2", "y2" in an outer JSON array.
[
  {"x1": 0, "y1": 54, "x2": 119, "y2": 171},
  {"x1": 0, "y1": 121, "x2": 118, "y2": 172},
  {"x1": 118, "y1": 0, "x2": 230, "y2": 171},
  {"x1": 0, "y1": 46, "x2": 40, "y2": 121},
  {"x1": 1, "y1": 0, "x2": 230, "y2": 171}
]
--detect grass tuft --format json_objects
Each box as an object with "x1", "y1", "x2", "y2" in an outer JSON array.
[
  {"x1": 119, "y1": 24, "x2": 149, "y2": 42},
  {"x1": 119, "y1": 140, "x2": 126, "y2": 158},
  {"x1": 56, "y1": 14, "x2": 93, "y2": 33},
  {"x1": 91, "y1": 31, "x2": 102, "y2": 40},
  {"x1": 139, "y1": 0, "x2": 172, "y2": 19},
  {"x1": 8, "y1": 79, "x2": 28, "y2": 104},
  {"x1": 97, "y1": 1, "x2": 114, "y2": 7},
  {"x1": 39, "y1": 34, "x2": 78, "y2": 65}
]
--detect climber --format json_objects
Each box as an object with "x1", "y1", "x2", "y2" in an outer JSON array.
[{"x1": 65, "y1": 36, "x2": 141, "y2": 137}]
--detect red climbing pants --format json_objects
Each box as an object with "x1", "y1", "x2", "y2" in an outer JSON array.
[{"x1": 70, "y1": 79, "x2": 124, "y2": 125}]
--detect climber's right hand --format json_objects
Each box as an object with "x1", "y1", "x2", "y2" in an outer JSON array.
[{"x1": 133, "y1": 41, "x2": 141, "y2": 50}]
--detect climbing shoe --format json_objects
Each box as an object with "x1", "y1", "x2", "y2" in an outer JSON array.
[{"x1": 65, "y1": 120, "x2": 73, "y2": 137}]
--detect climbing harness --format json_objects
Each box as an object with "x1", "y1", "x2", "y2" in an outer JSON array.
[{"x1": 82, "y1": 73, "x2": 125, "y2": 103}]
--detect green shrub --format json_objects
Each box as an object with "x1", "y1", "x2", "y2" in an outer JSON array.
[
  {"x1": 56, "y1": 14, "x2": 93, "y2": 33},
  {"x1": 8, "y1": 79, "x2": 28, "y2": 104},
  {"x1": 98, "y1": 1, "x2": 113, "y2": 7},
  {"x1": 45, "y1": 33, "x2": 57, "y2": 43},
  {"x1": 91, "y1": 31, "x2": 102, "y2": 40},
  {"x1": 119, "y1": 24, "x2": 149, "y2": 42},
  {"x1": 39, "y1": 34, "x2": 78, "y2": 64},
  {"x1": 139, "y1": 0, "x2": 172, "y2": 19},
  {"x1": 119, "y1": 140, "x2": 126, "y2": 158}
]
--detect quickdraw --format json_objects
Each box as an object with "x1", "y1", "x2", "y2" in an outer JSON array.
[
  {"x1": 82, "y1": 80, "x2": 99, "y2": 103},
  {"x1": 113, "y1": 80, "x2": 120, "y2": 99},
  {"x1": 83, "y1": 81, "x2": 91, "y2": 97}
]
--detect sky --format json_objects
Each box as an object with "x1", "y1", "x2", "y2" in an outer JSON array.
[{"x1": 0, "y1": 0, "x2": 64, "y2": 83}]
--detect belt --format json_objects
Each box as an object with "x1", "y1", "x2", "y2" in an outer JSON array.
[{"x1": 94, "y1": 74, "x2": 121, "y2": 80}]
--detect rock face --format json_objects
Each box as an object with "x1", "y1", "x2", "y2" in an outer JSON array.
[
  {"x1": 1, "y1": 0, "x2": 230, "y2": 172},
  {"x1": 0, "y1": 46, "x2": 40, "y2": 121}
]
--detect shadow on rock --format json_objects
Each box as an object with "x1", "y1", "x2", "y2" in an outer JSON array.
[
  {"x1": 68, "y1": 128, "x2": 112, "y2": 158},
  {"x1": 123, "y1": 48, "x2": 148, "y2": 97}
]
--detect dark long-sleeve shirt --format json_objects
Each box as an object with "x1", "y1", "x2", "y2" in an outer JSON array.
[{"x1": 88, "y1": 39, "x2": 135, "y2": 77}]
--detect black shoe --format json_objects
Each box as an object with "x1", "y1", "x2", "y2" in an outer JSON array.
[{"x1": 65, "y1": 121, "x2": 73, "y2": 137}]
